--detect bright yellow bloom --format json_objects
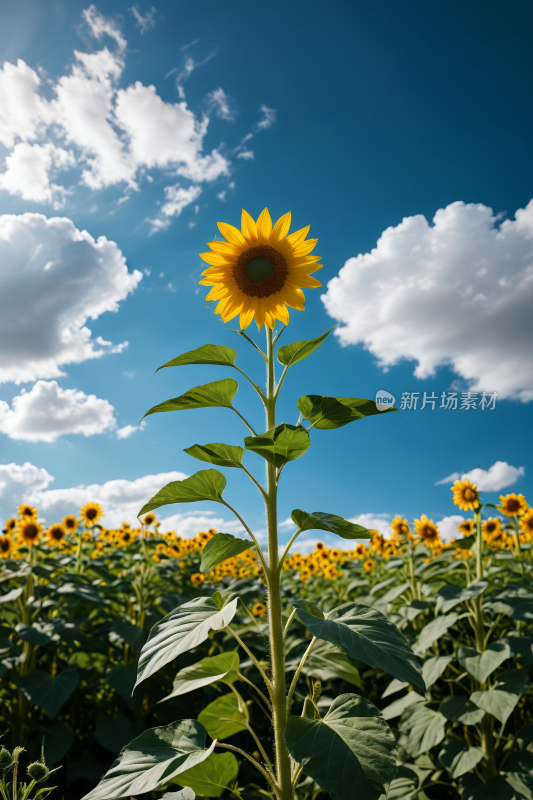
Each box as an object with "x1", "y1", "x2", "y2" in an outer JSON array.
[
  {"x1": 482, "y1": 518, "x2": 501, "y2": 541},
  {"x1": 391, "y1": 517, "x2": 411, "y2": 537},
  {"x1": 414, "y1": 515, "x2": 440, "y2": 545},
  {"x1": 353, "y1": 543, "x2": 367, "y2": 559},
  {"x1": 498, "y1": 493, "x2": 528, "y2": 517},
  {"x1": 252, "y1": 602, "x2": 267, "y2": 617},
  {"x1": 3, "y1": 518, "x2": 17, "y2": 534},
  {"x1": 17, "y1": 519, "x2": 42, "y2": 546},
  {"x1": 191, "y1": 573, "x2": 206, "y2": 586},
  {"x1": 142, "y1": 513, "x2": 156, "y2": 527},
  {"x1": 47, "y1": 523, "x2": 66, "y2": 544},
  {"x1": 62, "y1": 515, "x2": 79, "y2": 533},
  {"x1": 457, "y1": 519, "x2": 475, "y2": 536},
  {"x1": 363, "y1": 559, "x2": 375, "y2": 573},
  {"x1": 451, "y1": 479, "x2": 480, "y2": 511},
  {"x1": 454, "y1": 547, "x2": 472, "y2": 560},
  {"x1": 199, "y1": 208, "x2": 322, "y2": 330},
  {"x1": 80, "y1": 502, "x2": 104, "y2": 525},
  {"x1": 519, "y1": 508, "x2": 533, "y2": 538},
  {"x1": 18, "y1": 504, "x2": 38, "y2": 519},
  {"x1": 0, "y1": 535, "x2": 13, "y2": 558}
]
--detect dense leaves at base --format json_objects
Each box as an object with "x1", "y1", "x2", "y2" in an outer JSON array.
[
  {"x1": 285, "y1": 694, "x2": 397, "y2": 800},
  {"x1": 174, "y1": 751, "x2": 239, "y2": 798}
]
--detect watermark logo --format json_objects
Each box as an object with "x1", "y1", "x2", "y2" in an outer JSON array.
[{"x1": 375, "y1": 389, "x2": 396, "y2": 411}]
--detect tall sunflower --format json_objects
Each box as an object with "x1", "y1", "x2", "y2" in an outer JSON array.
[
  {"x1": 18, "y1": 504, "x2": 38, "y2": 519},
  {"x1": 457, "y1": 519, "x2": 475, "y2": 536},
  {"x1": 451, "y1": 478, "x2": 480, "y2": 511},
  {"x1": 414, "y1": 515, "x2": 440, "y2": 546},
  {"x1": 498, "y1": 493, "x2": 528, "y2": 517},
  {"x1": 0, "y1": 535, "x2": 13, "y2": 558},
  {"x1": 80, "y1": 502, "x2": 104, "y2": 526},
  {"x1": 391, "y1": 516, "x2": 411, "y2": 538},
  {"x1": 17, "y1": 519, "x2": 42, "y2": 546},
  {"x1": 47, "y1": 524, "x2": 66, "y2": 544},
  {"x1": 519, "y1": 508, "x2": 533, "y2": 539},
  {"x1": 62, "y1": 515, "x2": 79, "y2": 533},
  {"x1": 3, "y1": 518, "x2": 17, "y2": 535},
  {"x1": 199, "y1": 209, "x2": 322, "y2": 330}
]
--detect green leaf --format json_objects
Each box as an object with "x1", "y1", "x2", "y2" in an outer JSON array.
[
  {"x1": 302, "y1": 642, "x2": 362, "y2": 688},
  {"x1": 80, "y1": 720, "x2": 215, "y2": 800},
  {"x1": 381, "y1": 692, "x2": 425, "y2": 721},
  {"x1": 381, "y1": 678, "x2": 409, "y2": 699},
  {"x1": 175, "y1": 751, "x2": 238, "y2": 798},
  {"x1": 136, "y1": 597, "x2": 239, "y2": 689},
  {"x1": 459, "y1": 774, "x2": 517, "y2": 800},
  {"x1": 285, "y1": 693, "x2": 397, "y2": 800},
  {"x1": 439, "y1": 697, "x2": 485, "y2": 726},
  {"x1": 506, "y1": 634, "x2": 533, "y2": 664},
  {"x1": 20, "y1": 668, "x2": 79, "y2": 719},
  {"x1": 455, "y1": 534, "x2": 476, "y2": 549},
  {"x1": 292, "y1": 601, "x2": 425, "y2": 692},
  {"x1": 200, "y1": 533, "x2": 253, "y2": 573},
  {"x1": 414, "y1": 613, "x2": 458, "y2": 655},
  {"x1": 378, "y1": 769, "x2": 418, "y2": 799},
  {"x1": 398, "y1": 703, "x2": 446, "y2": 757},
  {"x1": 161, "y1": 653, "x2": 239, "y2": 702},
  {"x1": 471, "y1": 669, "x2": 528, "y2": 724},
  {"x1": 436, "y1": 580, "x2": 488, "y2": 613},
  {"x1": 277, "y1": 327, "x2": 334, "y2": 367},
  {"x1": 291, "y1": 509, "x2": 371, "y2": 540},
  {"x1": 43, "y1": 723, "x2": 74, "y2": 765},
  {"x1": 156, "y1": 344, "x2": 237, "y2": 372},
  {"x1": 161, "y1": 790, "x2": 195, "y2": 800},
  {"x1": 422, "y1": 655, "x2": 453, "y2": 690},
  {"x1": 138, "y1": 470, "x2": 226, "y2": 517},
  {"x1": 183, "y1": 443, "x2": 244, "y2": 469},
  {"x1": 297, "y1": 395, "x2": 396, "y2": 430},
  {"x1": 95, "y1": 711, "x2": 137, "y2": 755},
  {"x1": 439, "y1": 738, "x2": 484, "y2": 778},
  {"x1": 107, "y1": 663, "x2": 137, "y2": 701},
  {"x1": 291, "y1": 598, "x2": 325, "y2": 619},
  {"x1": 142, "y1": 379, "x2": 238, "y2": 421},
  {"x1": 15, "y1": 622, "x2": 52, "y2": 646},
  {"x1": 198, "y1": 693, "x2": 247, "y2": 740},
  {"x1": 109, "y1": 619, "x2": 145, "y2": 651},
  {"x1": 485, "y1": 589, "x2": 533, "y2": 621},
  {"x1": 244, "y1": 423, "x2": 310, "y2": 468},
  {"x1": 457, "y1": 641, "x2": 511, "y2": 683}
]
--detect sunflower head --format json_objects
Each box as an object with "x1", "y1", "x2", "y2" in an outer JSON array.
[
  {"x1": 62, "y1": 515, "x2": 78, "y2": 532},
  {"x1": 451, "y1": 479, "x2": 480, "y2": 511},
  {"x1": 354, "y1": 543, "x2": 367, "y2": 558},
  {"x1": 199, "y1": 208, "x2": 322, "y2": 330},
  {"x1": 498, "y1": 493, "x2": 528, "y2": 517},
  {"x1": 482, "y1": 518, "x2": 502, "y2": 542},
  {"x1": 143, "y1": 513, "x2": 156, "y2": 527},
  {"x1": 519, "y1": 508, "x2": 533, "y2": 536},
  {"x1": 47, "y1": 524, "x2": 66, "y2": 543},
  {"x1": 363, "y1": 559, "x2": 375, "y2": 573},
  {"x1": 18, "y1": 504, "x2": 38, "y2": 519},
  {"x1": 391, "y1": 516, "x2": 411, "y2": 538},
  {"x1": 454, "y1": 547, "x2": 472, "y2": 560},
  {"x1": 457, "y1": 519, "x2": 475, "y2": 536},
  {"x1": 0, "y1": 535, "x2": 13, "y2": 557},
  {"x1": 80, "y1": 502, "x2": 104, "y2": 526},
  {"x1": 191, "y1": 573, "x2": 206, "y2": 586},
  {"x1": 252, "y1": 602, "x2": 267, "y2": 617},
  {"x1": 414, "y1": 515, "x2": 440, "y2": 544},
  {"x1": 17, "y1": 519, "x2": 42, "y2": 546},
  {"x1": 3, "y1": 518, "x2": 17, "y2": 534}
]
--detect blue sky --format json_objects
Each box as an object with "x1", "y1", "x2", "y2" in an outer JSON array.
[{"x1": 0, "y1": 0, "x2": 531, "y2": 543}]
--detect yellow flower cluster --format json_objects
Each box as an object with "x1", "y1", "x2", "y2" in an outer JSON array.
[{"x1": 283, "y1": 542, "x2": 347, "y2": 580}]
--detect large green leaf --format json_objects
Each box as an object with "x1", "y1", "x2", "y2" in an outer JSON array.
[
  {"x1": 109, "y1": 619, "x2": 145, "y2": 651},
  {"x1": 439, "y1": 738, "x2": 484, "y2": 778},
  {"x1": 285, "y1": 693, "x2": 397, "y2": 800},
  {"x1": 15, "y1": 622, "x2": 53, "y2": 646},
  {"x1": 459, "y1": 774, "x2": 518, "y2": 800},
  {"x1": 457, "y1": 641, "x2": 511, "y2": 683},
  {"x1": 200, "y1": 534, "x2": 253, "y2": 573},
  {"x1": 439, "y1": 697, "x2": 484, "y2": 726},
  {"x1": 292, "y1": 601, "x2": 425, "y2": 691},
  {"x1": 156, "y1": 344, "x2": 237, "y2": 372},
  {"x1": 138, "y1": 470, "x2": 226, "y2": 517},
  {"x1": 398, "y1": 704, "x2": 446, "y2": 757},
  {"x1": 43, "y1": 723, "x2": 74, "y2": 766},
  {"x1": 81, "y1": 720, "x2": 215, "y2": 800},
  {"x1": 198, "y1": 693, "x2": 247, "y2": 740},
  {"x1": 20, "y1": 668, "x2": 79, "y2": 719},
  {"x1": 161, "y1": 653, "x2": 239, "y2": 702},
  {"x1": 414, "y1": 613, "x2": 458, "y2": 655},
  {"x1": 244, "y1": 423, "x2": 310, "y2": 468},
  {"x1": 485, "y1": 589, "x2": 533, "y2": 621},
  {"x1": 297, "y1": 395, "x2": 396, "y2": 430},
  {"x1": 277, "y1": 327, "x2": 334, "y2": 367},
  {"x1": 135, "y1": 597, "x2": 239, "y2": 689},
  {"x1": 381, "y1": 692, "x2": 425, "y2": 721},
  {"x1": 506, "y1": 634, "x2": 533, "y2": 664},
  {"x1": 291, "y1": 510, "x2": 371, "y2": 540},
  {"x1": 142, "y1": 379, "x2": 238, "y2": 421},
  {"x1": 437, "y1": 580, "x2": 488, "y2": 613},
  {"x1": 471, "y1": 669, "x2": 528, "y2": 724},
  {"x1": 175, "y1": 752, "x2": 238, "y2": 798},
  {"x1": 422, "y1": 655, "x2": 453, "y2": 690},
  {"x1": 302, "y1": 644, "x2": 361, "y2": 688},
  {"x1": 183, "y1": 443, "x2": 244, "y2": 469}
]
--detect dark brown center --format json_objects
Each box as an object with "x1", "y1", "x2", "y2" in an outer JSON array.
[
  {"x1": 233, "y1": 245, "x2": 288, "y2": 298},
  {"x1": 506, "y1": 499, "x2": 520, "y2": 512},
  {"x1": 86, "y1": 508, "x2": 98, "y2": 520}
]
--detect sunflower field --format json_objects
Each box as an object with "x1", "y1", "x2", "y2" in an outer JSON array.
[{"x1": 1, "y1": 489, "x2": 533, "y2": 800}]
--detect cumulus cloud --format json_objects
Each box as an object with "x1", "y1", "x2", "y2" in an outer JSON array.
[
  {"x1": 436, "y1": 460, "x2": 525, "y2": 492},
  {"x1": 0, "y1": 212, "x2": 141, "y2": 384},
  {"x1": 116, "y1": 421, "x2": 145, "y2": 439},
  {"x1": 348, "y1": 513, "x2": 392, "y2": 536},
  {"x1": 0, "y1": 143, "x2": 75, "y2": 205},
  {"x1": 0, "y1": 462, "x2": 54, "y2": 520},
  {"x1": 0, "y1": 380, "x2": 115, "y2": 442},
  {"x1": 157, "y1": 512, "x2": 248, "y2": 539},
  {"x1": 435, "y1": 515, "x2": 467, "y2": 543},
  {"x1": 322, "y1": 200, "x2": 533, "y2": 401}
]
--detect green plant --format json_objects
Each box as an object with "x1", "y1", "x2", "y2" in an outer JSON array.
[{"x1": 0, "y1": 746, "x2": 59, "y2": 800}]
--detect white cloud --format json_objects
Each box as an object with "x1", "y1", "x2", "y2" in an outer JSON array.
[
  {"x1": 0, "y1": 59, "x2": 50, "y2": 148},
  {"x1": 217, "y1": 191, "x2": 226, "y2": 201},
  {"x1": 257, "y1": 104, "x2": 276, "y2": 130},
  {"x1": 0, "y1": 462, "x2": 54, "y2": 520},
  {"x1": 82, "y1": 4, "x2": 127, "y2": 52},
  {"x1": 436, "y1": 460, "x2": 525, "y2": 492},
  {"x1": 207, "y1": 87, "x2": 235, "y2": 121},
  {"x1": 322, "y1": 200, "x2": 533, "y2": 401},
  {"x1": 236, "y1": 149, "x2": 254, "y2": 160},
  {"x1": 348, "y1": 513, "x2": 392, "y2": 536},
  {"x1": 116, "y1": 421, "x2": 145, "y2": 439},
  {"x1": 0, "y1": 212, "x2": 141, "y2": 384},
  {"x1": 130, "y1": 5, "x2": 156, "y2": 34},
  {"x1": 0, "y1": 380, "x2": 115, "y2": 442},
  {"x1": 436, "y1": 515, "x2": 467, "y2": 543},
  {"x1": 0, "y1": 143, "x2": 75, "y2": 205},
  {"x1": 148, "y1": 183, "x2": 202, "y2": 232},
  {"x1": 158, "y1": 512, "x2": 247, "y2": 539}
]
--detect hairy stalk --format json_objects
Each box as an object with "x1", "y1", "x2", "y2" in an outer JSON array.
[
  {"x1": 215, "y1": 743, "x2": 280, "y2": 797},
  {"x1": 265, "y1": 328, "x2": 293, "y2": 800}
]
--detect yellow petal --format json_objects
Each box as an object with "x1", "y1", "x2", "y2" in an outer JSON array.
[
  {"x1": 280, "y1": 284, "x2": 305, "y2": 310},
  {"x1": 239, "y1": 305, "x2": 255, "y2": 329},
  {"x1": 207, "y1": 240, "x2": 240, "y2": 256},
  {"x1": 254, "y1": 298, "x2": 266, "y2": 330},
  {"x1": 291, "y1": 238, "x2": 318, "y2": 257},
  {"x1": 285, "y1": 225, "x2": 310, "y2": 248},
  {"x1": 206, "y1": 285, "x2": 232, "y2": 301},
  {"x1": 241, "y1": 209, "x2": 258, "y2": 243},
  {"x1": 269, "y1": 211, "x2": 291, "y2": 245},
  {"x1": 255, "y1": 208, "x2": 272, "y2": 243},
  {"x1": 217, "y1": 221, "x2": 247, "y2": 247},
  {"x1": 291, "y1": 274, "x2": 322, "y2": 288},
  {"x1": 199, "y1": 252, "x2": 233, "y2": 266},
  {"x1": 275, "y1": 303, "x2": 290, "y2": 325}
]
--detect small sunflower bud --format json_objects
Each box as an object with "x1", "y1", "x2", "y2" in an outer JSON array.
[
  {"x1": 27, "y1": 762, "x2": 49, "y2": 781},
  {"x1": 0, "y1": 747, "x2": 12, "y2": 770}
]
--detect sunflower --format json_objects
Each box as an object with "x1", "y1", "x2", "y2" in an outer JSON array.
[
  {"x1": 482, "y1": 518, "x2": 501, "y2": 541},
  {"x1": 142, "y1": 513, "x2": 156, "y2": 527},
  {"x1": 199, "y1": 208, "x2": 322, "y2": 330},
  {"x1": 17, "y1": 504, "x2": 38, "y2": 519},
  {"x1": 62, "y1": 515, "x2": 78, "y2": 533},
  {"x1": 354, "y1": 543, "x2": 367, "y2": 559},
  {"x1": 391, "y1": 517, "x2": 411, "y2": 537},
  {"x1": 80, "y1": 502, "x2": 104, "y2": 525},
  {"x1": 252, "y1": 602, "x2": 267, "y2": 617},
  {"x1": 414, "y1": 515, "x2": 440, "y2": 545},
  {"x1": 47, "y1": 524, "x2": 66, "y2": 544},
  {"x1": 363, "y1": 559, "x2": 375, "y2": 573},
  {"x1": 191, "y1": 573, "x2": 205, "y2": 586},
  {"x1": 451, "y1": 479, "x2": 480, "y2": 511},
  {"x1": 3, "y1": 518, "x2": 17, "y2": 535},
  {"x1": 17, "y1": 519, "x2": 42, "y2": 546},
  {"x1": 457, "y1": 519, "x2": 475, "y2": 536},
  {"x1": 499, "y1": 493, "x2": 528, "y2": 517},
  {"x1": 0, "y1": 535, "x2": 13, "y2": 557},
  {"x1": 519, "y1": 508, "x2": 533, "y2": 537}
]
